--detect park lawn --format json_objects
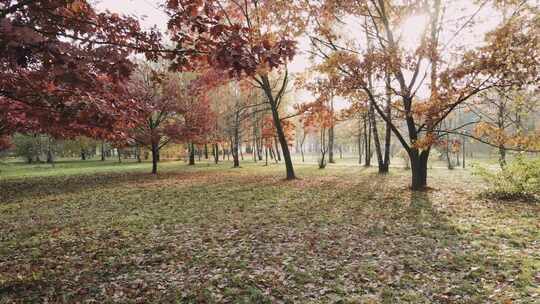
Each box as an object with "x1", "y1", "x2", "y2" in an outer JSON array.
[{"x1": 0, "y1": 161, "x2": 539, "y2": 303}]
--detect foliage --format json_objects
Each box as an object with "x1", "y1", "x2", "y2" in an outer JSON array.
[
  {"x1": 473, "y1": 155, "x2": 540, "y2": 201},
  {"x1": 305, "y1": 0, "x2": 540, "y2": 189},
  {"x1": 12, "y1": 134, "x2": 38, "y2": 163},
  {"x1": 0, "y1": 0, "x2": 161, "y2": 142}
]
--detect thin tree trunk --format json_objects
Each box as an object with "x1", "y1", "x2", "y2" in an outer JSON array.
[
  {"x1": 232, "y1": 131, "x2": 240, "y2": 168},
  {"x1": 358, "y1": 117, "x2": 363, "y2": 164},
  {"x1": 381, "y1": 71, "x2": 392, "y2": 173},
  {"x1": 101, "y1": 141, "x2": 106, "y2": 161},
  {"x1": 364, "y1": 114, "x2": 371, "y2": 167},
  {"x1": 151, "y1": 142, "x2": 158, "y2": 174},
  {"x1": 328, "y1": 98, "x2": 335, "y2": 163},
  {"x1": 213, "y1": 143, "x2": 219, "y2": 164},
  {"x1": 274, "y1": 137, "x2": 281, "y2": 161},
  {"x1": 462, "y1": 136, "x2": 466, "y2": 168}
]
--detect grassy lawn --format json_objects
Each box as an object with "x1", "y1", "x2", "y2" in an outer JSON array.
[{"x1": 1, "y1": 160, "x2": 539, "y2": 303}]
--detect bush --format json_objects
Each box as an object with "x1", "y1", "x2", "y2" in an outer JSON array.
[{"x1": 473, "y1": 155, "x2": 540, "y2": 201}]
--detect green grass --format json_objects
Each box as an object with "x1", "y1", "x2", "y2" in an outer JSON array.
[{"x1": 1, "y1": 160, "x2": 539, "y2": 303}]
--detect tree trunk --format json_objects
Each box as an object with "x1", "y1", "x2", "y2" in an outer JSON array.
[
  {"x1": 409, "y1": 149, "x2": 430, "y2": 190},
  {"x1": 369, "y1": 102, "x2": 385, "y2": 173},
  {"x1": 81, "y1": 150, "x2": 86, "y2": 161},
  {"x1": 117, "y1": 148, "x2": 122, "y2": 163},
  {"x1": 269, "y1": 145, "x2": 275, "y2": 160},
  {"x1": 46, "y1": 138, "x2": 54, "y2": 164},
  {"x1": 101, "y1": 141, "x2": 106, "y2": 161},
  {"x1": 261, "y1": 75, "x2": 295, "y2": 180},
  {"x1": 274, "y1": 137, "x2": 281, "y2": 161},
  {"x1": 381, "y1": 72, "x2": 392, "y2": 173},
  {"x1": 136, "y1": 145, "x2": 142, "y2": 163},
  {"x1": 204, "y1": 144, "x2": 209, "y2": 159},
  {"x1": 364, "y1": 114, "x2": 371, "y2": 167},
  {"x1": 498, "y1": 146, "x2": 506, "y2": 168},
  {"x1": 151, "y1": 142, "x2": 158, "y2": 174},
  {"x1": 240, "y1": 144, "x2": 244, "y2": 160},
  {"x1": 189, "y1": 143, "x2": 195, "y2": 165},
  {"x1": 462, "y1": 136, "x2": 465, "y2": 168},
  {"x1": 213, "y1": 144, "x2": 219, "y2": 164},
  {"x1": 300, "y1": 135, "x2": 306, "y2": 163},
  {"x1": 358, "y1": 117, "x2": 363, "y2": 165},
  {"x1": 319, "y1": 128, "x2": 327, "y2": 169},
  {"x1": 232, "y1": 133, "x2": 240, "y2": 168},
  {"x1": 328, "y1": 98, "x2": 335, "y2": 163}
]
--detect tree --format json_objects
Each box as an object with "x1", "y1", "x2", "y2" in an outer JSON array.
[
  {"x1": 470, "y1": 88, "x2": 539, "y2": 168},
  {"x1": 126, "y1": 63, "x2": 213, "y2": 174},
  {"x1": 166, "y1": 0, "x2": 305, "y2": 180},
  {"x1": 307, "y1": 0, "x2": 539, "y2": 190},
  {"x1": 299, "y1": 100, "x2": 334, "y2": 169},
  {"x1": 0, "y1": 0, "x2": 161, "y2": 145}
]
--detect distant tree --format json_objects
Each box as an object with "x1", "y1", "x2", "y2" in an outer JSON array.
[{"x1": 126, "y1": 63, "x2": 214, "y2": 174}]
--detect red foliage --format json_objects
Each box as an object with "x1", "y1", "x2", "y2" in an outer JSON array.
[
  {"x1": 165, "y1": 0, "x2": 297, "y2": 77},
  {"x1": 0, "y1": 0, "x2": 162, "y2": 141}
]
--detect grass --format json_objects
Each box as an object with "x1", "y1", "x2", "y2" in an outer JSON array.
[{"x1": 1, "y1": 159, "x2": 539, "y2": 303}]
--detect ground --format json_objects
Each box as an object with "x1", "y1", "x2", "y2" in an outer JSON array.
[{"x1": 1, "y1": 160, "x2": 539, "y2": 303}]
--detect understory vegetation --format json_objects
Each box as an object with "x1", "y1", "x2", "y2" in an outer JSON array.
[
  {"x1": 473, "y1": 156, "x2": 540, "y2": 201},
  {"x1": 1, "y1": 162, "x2": 538, "y2": 303}
]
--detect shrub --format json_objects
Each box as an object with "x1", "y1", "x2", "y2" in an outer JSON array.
[{"x1": 473, "y1": 155, "x2": 540, "y2": 201}]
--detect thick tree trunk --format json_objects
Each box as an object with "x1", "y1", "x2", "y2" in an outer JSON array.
[
  {"x1": 151, "y1": 142, "x2": 158, "y2": 174},
  {"x1": 81, "y1": 150, "x2": 86, "y2": 161},
  {"x1": 117, "y1": 148, "x2": 122, "y2": 163},
  {"x1": 204, "y1": 144, "x2": 209, "y2": 159},
  {"x1": 189, "y1": 143, "x2": 195, "y2": 165},
  {"x1": 409, "y1": 149, "x2": 430, "y2": 190},
  {"x1": 270, "y1": 104, "x2": 296, "y2": 179}
]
